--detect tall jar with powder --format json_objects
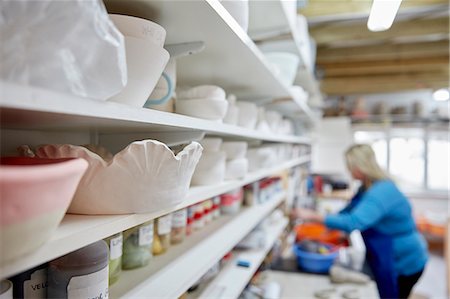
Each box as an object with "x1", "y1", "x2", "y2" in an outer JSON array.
[
  {"x1": 171, "y1": 209, "x2": 187, "y2": 244},
  {"x1": 153, "y1": 214, "x2": 172, "y2": 255},
  {"x1": 122, "y1": 220, "x2": 153, "y2": 270},
  {"x1": 104, "y1": 232, "x2": 123, "y2": 285},
  {"x1": 47, "y1": 240, "x2": 109, "y2": 299}
]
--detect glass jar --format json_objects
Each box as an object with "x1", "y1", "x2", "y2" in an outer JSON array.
[
  {"x1": 154, "y1": 214, "x2": 172, "y2": 254},
  {"x1": 171, "y1": 209, "x2": 187, "y2": 244},
  {"x1": 104, "y1": 232, "x2": 123, "y2": 285},
  {"x1": 122, "y1": 220, "x2": 153, "y2": 270},
  {"x1": 10, "y1": 264, "x2": 47, "y2": 299},
  {"x1": 47, "y1": 240, "x2": 108, "y2": 299}
]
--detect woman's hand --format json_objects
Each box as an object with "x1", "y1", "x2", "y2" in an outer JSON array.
[{"x1": 292, "y1": 208, "x2": 324, "y2": 223}]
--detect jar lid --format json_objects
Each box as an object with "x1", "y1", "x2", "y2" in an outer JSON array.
[{"x1": 50, "y1": 240, "x2": 108, "y2": 268}]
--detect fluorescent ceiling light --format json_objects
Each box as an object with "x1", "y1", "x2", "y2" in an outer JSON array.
[
  {"x1": 367, "y1": 0, "x2": 403, "y2": 32},
  {"x1": 433, "y1": 89, "x2": 450, "y2": 102}
]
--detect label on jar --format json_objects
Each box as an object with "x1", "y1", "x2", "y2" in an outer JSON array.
[
  {"x1": 109, "y1": 234, "x2": 123, "y2": 260},
  {"x1": 67, "y1": 266, "x2": 109, "y2": 299},
  {"x1": 157, "y1": 214, "x2": 172, "y2": 235},
  {"x1": 139, "y1": 222, "x2": 154, "y2": 246},
  {"x1": 172, "y1": 209, "x2": 187, "y2": 228},
  {"x1": 23, "y1": 268, "x2": 47, "y2": 298}
]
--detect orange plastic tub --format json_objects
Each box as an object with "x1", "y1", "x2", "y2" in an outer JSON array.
[{"x1": 295, "y1": 222, "x2": 347, "y2": 246}]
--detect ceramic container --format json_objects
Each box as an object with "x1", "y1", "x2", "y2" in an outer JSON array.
[
  {"x1": 107, "y1": 36, "x2": 170, "y2": 107},
  {"x1": 109, "y1": 14, "x2": 166, "y2": 47},
  {"x1": 225, "y1": 158, "x2": 248, "y2": 180},
  {"x1": 199, "y1": 138, "x2": 223, "y2": 152},
  {"x1": 256, "y1": 107, "x2": 271, "y2": 133},
  {"x1": 177, "y1": 85, "x2": 226, "y2": 101},
  {"x1": 221, "y1": 141, "x2": 247, "y2": 160},
  {"x1": 191, "y1": 151, "x2": 226, "y2": 186},
  {"x1": 35, "y1": 141, "x2": 203, "y2": 215},
  {"x1": 264, "y1": 52, "x2": 299, "y2": 86},
  {"x1": 145, "y1": 59, "x2": 177, "y2": 111},
  {"x1": 0, "y1": 157, "x2": 88, "y2": 263},
  {"x1": 265, "y1": 111, "x2": 282, "y2": 133},
  {"x1": 246, "y1": 147, "x2": 277, "y2": 171},
  {"x1": 175, "y1": 98, "x2": 228, "y2": 121},
  {"x1": 236, "y1": 102, "x2": 258, "y2": 129}
]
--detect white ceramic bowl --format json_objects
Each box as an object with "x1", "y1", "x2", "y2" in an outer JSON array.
[
  {"x1": 109, "y1": 14, "x2": 166, "y2": 47},
  {"x1": 264, "y1": 52, "x2": 299, "y2": 86},
  {"x1": 176, "y1": 98, "x2": 228, "y2": 121},
  {"x1": 191, "y1": 151, "x2": 226, "y2": 186},
  {"x1": 108, "y1": 36, "x2": 170, "y2": 107},
  {"x1": 221, "y1": 141, "x2": 248, "y2": 160},
  {"x1": 199, "y1": 138, "x2": 223, "y2": 152},
  {"x1": 236, "y1": 101, "x2": 258, "y2": 129},
  {"x1": 225, "y1": 158, "x2": 248, "y2": 180},
  {"x1": 223, "y1": 94, "x2": 239, "y2": 125},
  {"x1": 36, "y1": 141, "x2": 203, "y2": 214},
  {"x1": 177, "y1": 85, "x2": 226, "y2": 101}
]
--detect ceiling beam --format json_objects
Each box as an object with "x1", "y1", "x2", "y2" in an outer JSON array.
[
  {"x1": 300, "y1": 0, "x2": 448, "y2": 18},
  {"x1": 310, "y1": 17, "x2": 449, "y2": 46},
  {"x1": 322, "y1": 71, "x2": 449, "y2": 95},
  {"x1": 316, "y1": 40, "x2": 449, "y2": 63},
  {"x1": 320, "y1": 56, "x2": 450, "y2": 76}
]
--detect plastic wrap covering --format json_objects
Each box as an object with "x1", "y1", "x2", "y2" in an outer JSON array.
[{"x1": 0, "y1": 0, "x2": 127, "y2": 100}]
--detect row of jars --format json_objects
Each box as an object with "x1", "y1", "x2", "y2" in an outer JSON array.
[{"x1": 2, "y1": 190, "x2": 245, "y2": 299}]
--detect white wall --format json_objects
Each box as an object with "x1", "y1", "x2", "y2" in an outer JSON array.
[{"x1": 311, "y1": 117, "x2": 353, "y2": 177}]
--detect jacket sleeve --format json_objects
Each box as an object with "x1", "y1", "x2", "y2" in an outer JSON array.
[{"x1": 324, "y1": 193, "x2": 387, "y2": 233}]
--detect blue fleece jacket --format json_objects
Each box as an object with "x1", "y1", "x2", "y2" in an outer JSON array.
[{"x1": 325, "y1": 180, "x2": 428, "y2": 276}]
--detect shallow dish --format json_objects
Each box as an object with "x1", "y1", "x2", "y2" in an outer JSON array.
[
  {"x1": 0, "y1": 157, "x2": 88, "y2": 262},
  {"x1": 108, "y1": 36, "x2": 169, "y2": 107},
  {"x1": 36, "y1": 141, "x2": 202, "y2": 215},
  {"x1": 175, "y1": 98, "x2": 228, "y2": 121},
  {"x1": 177, "y1": 85, "x2": 226, "y2": 101},
  {"x1": 109, "y1": 14, "x2": 166, "y2": 47}
]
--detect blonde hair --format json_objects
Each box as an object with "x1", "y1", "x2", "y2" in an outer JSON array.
[{"x1": 345, "y1": 144, "x2": 389, "y2": 182}]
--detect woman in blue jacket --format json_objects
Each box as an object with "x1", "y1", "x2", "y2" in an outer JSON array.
[{"x1": 296, "y1": 144, "x2": 428, "y2": 299}]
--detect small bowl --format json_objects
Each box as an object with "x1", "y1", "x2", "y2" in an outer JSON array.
[
  {"x1": 221, "y1": 141, "x2": 248, "y2": 160},
  {"x1": 177, "y1": 85, "x2": 226, "y2": 101},
  {"x1": 236, "y1": 102, "x2": 258, "y2": 129},
  {"x1": 176, "y1": 98, "x2": 228, "y2": 121},
  {"x1": 0, "y1": 157, "x2": 88, "y2": 262},
  {"x1": 191, "y1": 151, "x2": 226, "y2": 186},
  {"x1": 109, "y1": 14, "x2": 166, "y2": 47},
  {"x1": 108, "y1": 36, "x2": 170, "y2": 107}
]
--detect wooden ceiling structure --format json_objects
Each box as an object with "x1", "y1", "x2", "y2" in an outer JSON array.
[{"x1": 299, "y1": 0, "x2": 449, "y2": 96}]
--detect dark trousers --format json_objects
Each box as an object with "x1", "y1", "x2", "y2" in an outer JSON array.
[{"x1": 397, "y1": 269, "x2": 424, "y2": 299}]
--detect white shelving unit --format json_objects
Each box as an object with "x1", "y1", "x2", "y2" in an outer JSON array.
[
  {"x1": 103, "y1": 0, "x2": 318, "y2": 122},
  {"x1": 0, "y1": 0, "x2": 316, "y2": 296},
  {"x1": 109, "y1": 192, "x2": 286, "y2": 299},
  {"x1": 248, "y1": 0, "x2": 323, "y2": 110},
  {"x1": 195, "y1": 217, "x2": 289, "y2": 299},
  {"x1": 0, "y1": 81, "x2": 310, "y2": 144},
  {"x1": 0, "y1": 156, "x2": 309, "y2": 280}
]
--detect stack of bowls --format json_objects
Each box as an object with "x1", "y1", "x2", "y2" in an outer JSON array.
[
  {"x1": 191, "y1": 138, "x2": 226, "y2": 185},
  {"x1": 107, "y1": 14, "x2": 170, "y2": 107},
  {"x1": 176, "y1": 85, "x2": 229, "y2": 121},
  {"x1": 221, "y1": 141, "x2": 248, "y2": 180}
]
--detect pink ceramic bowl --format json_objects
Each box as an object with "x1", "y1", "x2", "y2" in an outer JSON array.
[{"x1": 0, "y1": 157, "x2": 88, "y2": 263}]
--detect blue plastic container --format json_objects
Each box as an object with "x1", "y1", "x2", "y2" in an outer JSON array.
[{"x1": 293, "y1": 244, "x2": 338, "y2": 274}]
